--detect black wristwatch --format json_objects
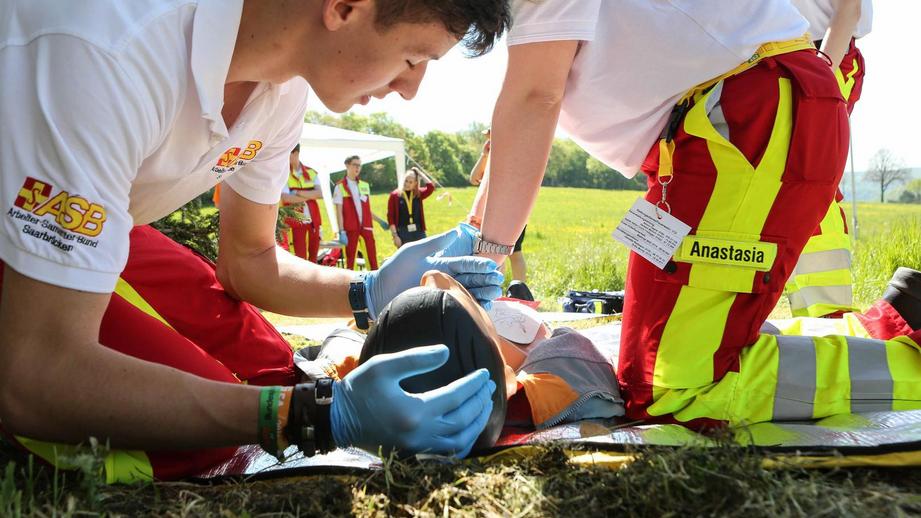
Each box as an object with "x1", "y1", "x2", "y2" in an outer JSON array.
[
  {"x1": 285, "y1": 379, "x2": 335, "y2": 457},
  {"x1": 348, "y1": 273, "x2": 371, "y2": 330}
]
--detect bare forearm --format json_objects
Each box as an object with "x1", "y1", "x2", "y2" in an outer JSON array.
[
  {"x1": 221, "y1": 246, "x2": 353, "y2": 317},
  {"x1": 821, "y1": 0, "x2": 861, "y2": 69},
  {"x1": 0, "y1": 269, "x2": 260, "y2": 450},
  {"x1": 481, "y1": 95, "x2": 560, "y2": 258},
  {"x1": 2, "y1": 337, "x2": 259, "y2": 449}
]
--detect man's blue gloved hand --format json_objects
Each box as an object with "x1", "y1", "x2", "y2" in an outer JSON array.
[
  {"x1": 330, "y1": 345, "x2": 496, "y2": 457},
  {"x1": 376, "y1": 218, "x2": 390, "y2": 231},
  {"x1": 363, "y1": 226, "x2": 502, "y2": 315},
  {"x1": 338, "y1": 230, "x2": 348, "y2": 245}
]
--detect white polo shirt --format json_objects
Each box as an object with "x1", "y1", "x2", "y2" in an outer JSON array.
[
  {"x1": 791, "y1": 0, "x2": 873, "y2": 40},
  {"x1": 507, "y1": 0, "x2": 808, "y2": 177},
  {"x1": 0, "y1": 0, "x2": 309, "y2": 293}
]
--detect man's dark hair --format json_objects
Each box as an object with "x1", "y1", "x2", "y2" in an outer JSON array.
[
  {"x1": 374, "y1": 0, "x2": 512, "y2": 57},
  {"x1": 291, "y1": 143, "x2": 300, "y2": 154},
  {"x1": 345, "y1": 155, "x2": 361, "y2": 165}
]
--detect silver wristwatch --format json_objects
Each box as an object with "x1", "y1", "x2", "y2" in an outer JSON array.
[{"x1": 473, "y1": 232, "x2": 514, "y2": 256}]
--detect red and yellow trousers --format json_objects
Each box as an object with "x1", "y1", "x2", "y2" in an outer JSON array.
[
  {"x1": 0, "y1": 226, "x2": 297, "y2": 483},
  {"x1": 786, "y1": 38, "x2": 866, "y2": 317},
  {"x1": 345, "y1": 227, "x2": 378, "y2": 270},
  {"x1": 620, "y1": 49, "x2": 921, "y2": 426},
  {"x1": 281, "y1": 216, "x2": 320, "y2": 263}
]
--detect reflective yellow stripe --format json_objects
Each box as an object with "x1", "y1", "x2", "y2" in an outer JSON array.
[
  {"x1": 654, "y1": 287, "x2": 736, "y2": 389},
  {"x1": 652, "y1": 78, "x2": 793, "y2": 393},
  {"x1": 886, "y1": 336, "x2": 921, "y2": 411},
  {"x1": 812, "y1": 336, "x2": 851, "y2": 417},
  {"x1": 788, "y1": 199, "x2": 855, "y2": 317},
  {"x1": 114, "y1": 278, "x2": 172, "y2": 329},
  {"x1": 835, "y1": 57, "x2": 860, "y2": 101},
  {"x1": 286, "y1": 228, "x2": 295, "y2": 255}
]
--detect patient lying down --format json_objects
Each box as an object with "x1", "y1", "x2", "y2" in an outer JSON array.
[{"x1": 294, "y1": 271, "x2": 625, "y2": 450}]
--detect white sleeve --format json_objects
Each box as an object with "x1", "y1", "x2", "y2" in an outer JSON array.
[
  {"x1": 332, "y1": 185, "x2": 344, "y2": 205},
  {"x1": 0, "y1": 37, "x2": 154, "y2": 293},
  {"x1": 225, "y1": 79, "x2": 309, "y2": 205},
  {"x1": 507, "y1": 0, "x2": 602, "y2": 46}
]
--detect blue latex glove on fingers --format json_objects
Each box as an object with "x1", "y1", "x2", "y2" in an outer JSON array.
[
  {"x1": 330, "y1": 345, "x2": 496, "y2": 458},
  {"x1": 338, "y1": 230, "x2": 348, "y2": 245},
  {"x1": 432, "y1": 222, "x2": 478, "y2": 259},
  {"x1": 377, "y1": 218, "x2": 390, "y2": 231},
  {"x1": 363, "y1": 227, "x2": 503, "y2": 317}
]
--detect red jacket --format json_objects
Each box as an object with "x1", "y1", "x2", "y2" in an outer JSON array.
[
  {"x1": 387, "y1": 183, "x2": 435, "y2": 231},
  {"x1": 339, "y1": 177, "x2": 373, "y2": 232}
]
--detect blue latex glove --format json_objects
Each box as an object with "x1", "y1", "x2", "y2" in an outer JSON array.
[
  {"x1": 338, "y1": 230, "x2": 348, "y2": 245},
  {"x1": 330, "y1": 345, "x2": 496, "y2": 457},
  {"x1": 377, "y1": 218, "x2": 389, "y2": 231},
  {"x1": 363, "y1": 227, "x2": 503, "y2": 316},
  {"x1": 432, "y1": 222, "x2": 478, "y2": 259}
]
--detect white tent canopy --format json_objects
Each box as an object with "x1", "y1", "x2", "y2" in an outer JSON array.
[{"x1": 297, "y1": 123, "x2": 406, "y2": 236}]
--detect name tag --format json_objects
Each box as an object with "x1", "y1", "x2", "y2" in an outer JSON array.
[
  {"x1": 674, "y1": 236, "x2": 776, "y2": 271},
  {"x1": 612, "y1": 198, "x2": 690, "y2": 269},
  {"x1": 406, "y1": 224, "x2": 417, "y2": 232}
]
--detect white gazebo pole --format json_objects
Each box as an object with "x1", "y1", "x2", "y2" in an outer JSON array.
[{"x1": 849, "y1": 132, "x2": 859, "y2": 242}]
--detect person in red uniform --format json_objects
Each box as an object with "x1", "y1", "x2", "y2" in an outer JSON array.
[
  {"x1": 387, "y1": 167, "x2": 435, "y2": 248},
  {"x1": 280, "y1": 144, "x2": 324, "y2": 263},
  {"x1": 333, "y1": 155, "x2": 388, "y2": 270},
  {"x1": 475, "y1": 0, "x2": 921, "y2": 427}
]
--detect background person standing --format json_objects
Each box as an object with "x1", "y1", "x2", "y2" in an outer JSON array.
[
  {"x1": 388, "y1": 167, "x2": 436, "y2": 248},
  {"x1": 784, "y1": 0, "x2": 872, "y2": 317},
  {"x1": 333, "y1": 155, "x2": 388, "y2": 270},
  {"x1": 280, "y1": 144, "x2": 324, "y2": 263}
]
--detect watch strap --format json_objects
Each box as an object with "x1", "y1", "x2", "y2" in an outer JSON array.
[
  {"x1": 285, "y1": 379, "x2": 335, "y2": 457},
  {"x1": 348, "y1": 273, "x2": 371, "y2": 330},
  {"x1": 473, "y1": 232, "x2": 514, "y2": 256}
]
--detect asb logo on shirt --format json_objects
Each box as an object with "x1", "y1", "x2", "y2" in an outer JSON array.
[
  {"x1": 11, "y1": 177, "x2": 107, "y2": 237},
  {"x1": 213, "y1": 140, "x2": 263, "y2": 175}
]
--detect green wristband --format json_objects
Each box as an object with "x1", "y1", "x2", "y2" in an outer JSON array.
[{"x1": 258, "y1": 386, "x2": 282, "y2": 457}]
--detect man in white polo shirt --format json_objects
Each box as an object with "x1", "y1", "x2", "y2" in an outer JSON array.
[{"x1": 0, "y1": 0, "x2": 510, "y2": 482}]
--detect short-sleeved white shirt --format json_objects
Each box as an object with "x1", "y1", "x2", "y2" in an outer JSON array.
[
  {"x1": 507, "y1": 0, "x2": 809, "y2": 177},
  {"x1": 0, "y1": 0, "x2": 309, "y2": 293},
  {"x1": 791, "y1": 0, "x2": 873, "y2": 40},
  {"x1": 332, "y1": 179, "x2": 365, "y2": 225}
]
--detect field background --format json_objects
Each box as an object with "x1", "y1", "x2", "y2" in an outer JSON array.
[
  {"x1": 4, "y1": 187, "x2": 921, "y2": 516},
  {"x1": 353, "y1": 186, "x2": 921, "y2": 310}
]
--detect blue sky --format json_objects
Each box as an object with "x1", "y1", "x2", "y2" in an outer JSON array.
[{"x1": 315, "y1": 2, "x2": 920, "y2": 173}]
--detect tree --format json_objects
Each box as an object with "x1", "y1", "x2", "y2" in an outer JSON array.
[
  {"x1": 864, "y1": 149, "x2": 910, "y2": 203},
  {"x1": 898, "y1": 178, "x2": 921, "y2": 204}
]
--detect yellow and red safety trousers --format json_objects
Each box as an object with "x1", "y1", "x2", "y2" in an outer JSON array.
[
  {"x1": 619, "y1": 42, "x2": 921, "y2": 427},
  {"x1": 282, "y1": 164, "x2": 322, "y2": 262},
  {"x1": 0, "y1": 226, "x2": 297, "y2": 483},
  {"x1": 785, "y1": 37, "x2": 866, "y2": 317}
]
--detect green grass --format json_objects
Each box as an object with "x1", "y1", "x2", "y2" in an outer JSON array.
[{"x1": 4, "y1": 188, "x2": 921, "y2": 516}]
